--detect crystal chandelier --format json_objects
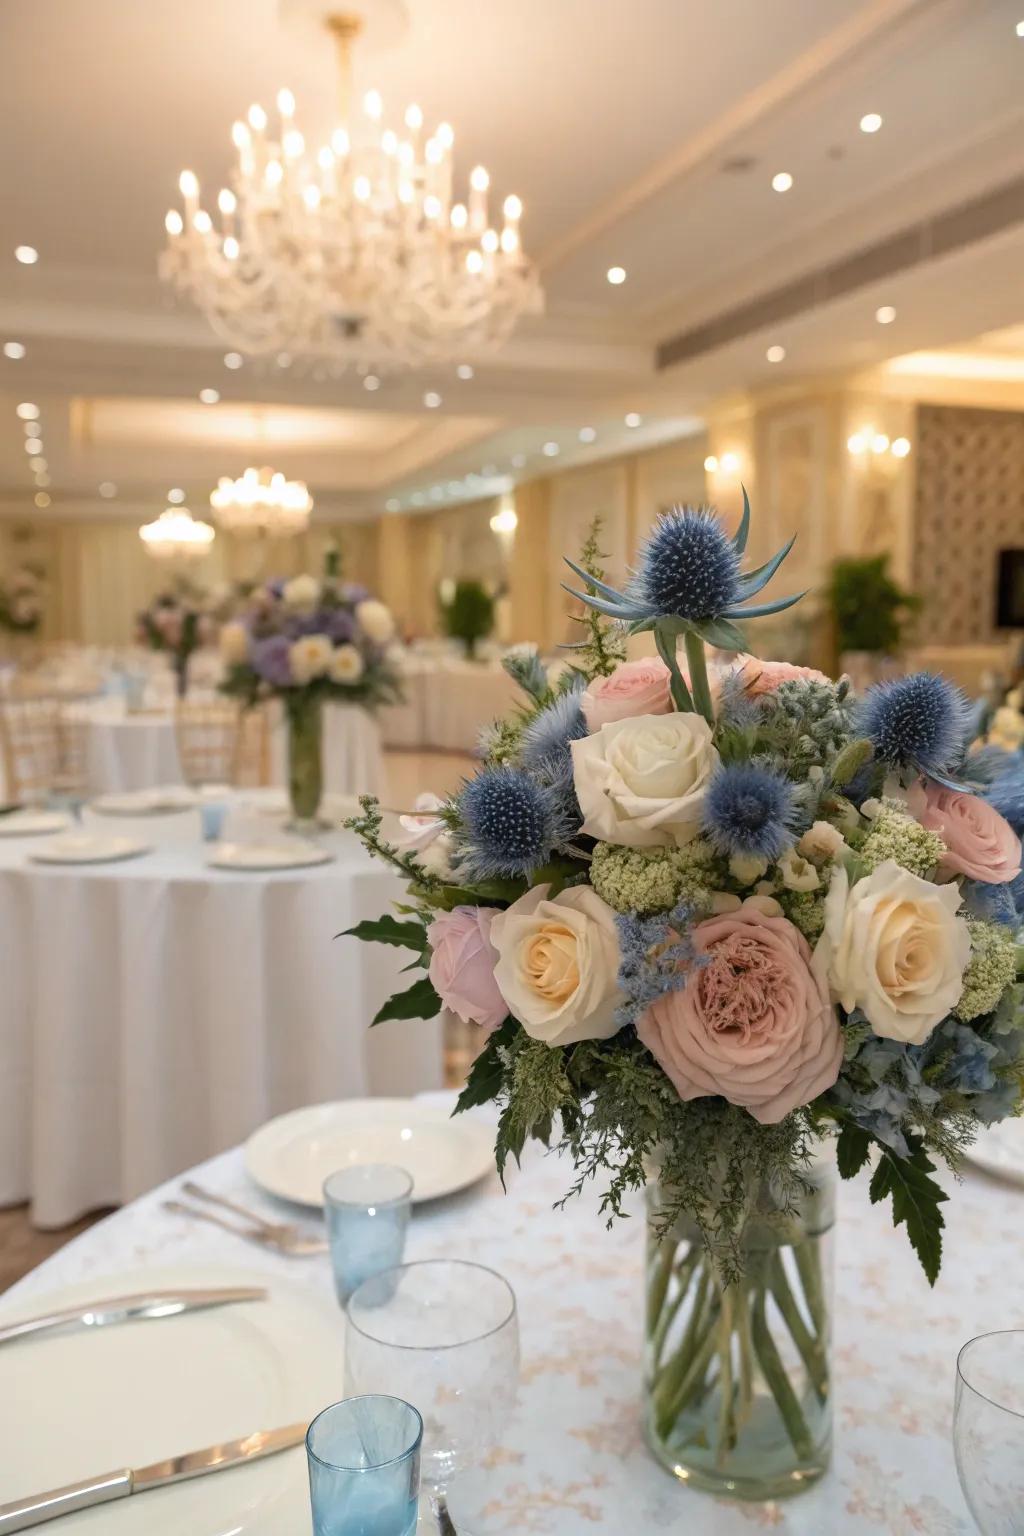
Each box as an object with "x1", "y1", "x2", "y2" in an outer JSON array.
[
  {"x1": 210, "y1": 466, "x2": 313, "y2": 536},
  {"x1": 160, "y1": 11, "x2": 543, "y2": 369},
  {"x1": 139, "y1": 507, "x2": 216, "y2": 561}
]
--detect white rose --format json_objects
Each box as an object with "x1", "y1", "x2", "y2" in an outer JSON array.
[
  {"x1": 283, "y1": 574, "x2": 321, "y2": 612},
  {"x1": 815, "y1": 860, "x2": 971, "y2": 1045},
  {"x1": 490, "y1": 884, "x2": 625, "y2": 1047},
  {"x1": 570, "y1": 712, "x2": 719, "y2": 848},
  {"x1": 288, "y1": 634, "x2": 333, "y2": 684},
  {"x1": 329, "y1": 643, "x2": 365, "y2": 684},
  {"x1": 779, "y1": 848, "x2": 820, "y2": 892},
  {"x1": 218, "y1": 620, "x2": 249, "y2": 666},
  {"x1": 797, "y1": 820, "x2": 846, "y2": 864},
  {"x1": 356, "y1": 599, "x2": 395, "y2": 645}
]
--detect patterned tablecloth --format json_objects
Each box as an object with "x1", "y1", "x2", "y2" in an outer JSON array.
[{"x1": 6, "y1": 1092, "x2": 1014, "y2": 1533}]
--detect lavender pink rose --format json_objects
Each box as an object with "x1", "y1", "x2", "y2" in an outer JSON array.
[
  {"x1": 637, "y1": 899, "x2": 842, "y2": 1124},
  {"x1": 580, "y1": 658, "x2": 672, "y2": 731},
  {"x1": 427, "y1": 906, "x2": 508, "y2": 1034},
  {"x1": 907, "y1": 781, "x2": 1022, "y2": 885}
]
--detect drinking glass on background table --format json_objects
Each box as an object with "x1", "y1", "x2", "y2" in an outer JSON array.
[
  {"x1": 954, "y1": 1331, "x2": 1024, "y2": 1533},
  {"x1": 324, "y1": 1165, "x2": 413, "y2": 1305},
  {"x1": 344, "y1": 1260, "x2": 520, "y2": 1532},
  {"x1": 307, "y1": 1395, "x2": 423, "y2": 1536},
  {"x1": 199, "y1": 799, "x2": 228, "y2": 842}
]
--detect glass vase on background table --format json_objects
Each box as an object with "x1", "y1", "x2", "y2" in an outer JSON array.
[
  {"x1": 285, "y1": 691, "x2": 324, "y2": 829},
  {"x1": 954, "y1": 1331, "x2": 1024, "y2": 1533},
  {"x1": 644, "y1": 1162, "x2": 835, "y2": 1501}
]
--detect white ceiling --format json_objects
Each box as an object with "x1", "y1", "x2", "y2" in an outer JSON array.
[{"x1": 2, "y1": 0, "x2": 1024, "y2": 521}]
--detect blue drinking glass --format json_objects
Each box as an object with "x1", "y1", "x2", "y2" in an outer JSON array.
[
  {"x1": 307, "y1": 1395, "x2": 422, "y2": 1536},
  {"x1": 323, "y1": 1164, "x2": 413, "y2": 1306},
  {"x1": 199, "y1": 800, "x2": 228, "y2": 842}
]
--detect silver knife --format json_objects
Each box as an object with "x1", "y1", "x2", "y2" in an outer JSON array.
[
  {"x1": 0, "y1": 1421, "x2": 308, "y2": 1532},
  {"x1": 0, "y1": 1287, "x2": 267, "y2": 1348}
]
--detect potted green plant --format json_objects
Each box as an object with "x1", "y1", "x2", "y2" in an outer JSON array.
[
  {"x1": 826, "y1": 555, "x2": 920, "y2": 687},
  {"x1": 440, "y1": 578, "x2": 495, "y2": 660}
]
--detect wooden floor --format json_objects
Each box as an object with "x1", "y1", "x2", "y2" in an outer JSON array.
[{"x1": 0, "y1": 749, "x2": 478, "y2": 1294}]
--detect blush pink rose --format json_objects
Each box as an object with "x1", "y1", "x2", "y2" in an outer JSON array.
[
  {"x1": 427, "y1": 906, "x2": 508, "y2": 1034},
  {"x1": 581, "y1": 658, "x2": 672, "y2": 731},
  {"x1": 736, "y1": 655, "x2": 830, "y2": 696},
  {"x1": 637, "y1": 899, "x2": 842, "y2": 1124},
  {"x1": 907, "y1": 781, "x2": 1022, "y2": 885}
]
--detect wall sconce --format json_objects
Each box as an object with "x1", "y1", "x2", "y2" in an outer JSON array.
[
  {"x1": 704, "y1": 451, "x2": 742, "y2": 475},
  {"x1": 847, "y1": 428, "x2": 911, "y2": 459}
]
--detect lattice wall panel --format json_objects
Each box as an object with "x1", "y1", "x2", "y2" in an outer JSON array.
[{"x1": 913, "y1": 403, "x2": 1024, "y2": 645}]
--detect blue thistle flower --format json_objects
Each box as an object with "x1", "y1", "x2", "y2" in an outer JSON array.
[
  {"x1": 520, "y1": 687, "x2": 587, "y2": 772},
  {"x1": 459, "y1": 766, "x2": 559, "y2": 879},
  {"x1": 562, "y1": 489, "x2": 804, "y2": 630},
  {"x1": 703, "y1": 763, "x2": 796, "y2": 860},
  {"x1": 858, "y1": 672, "x2": 970, "y2": 782},
  {"x1": 502, "y1": 646, "x2": 549, "y2": 702}
]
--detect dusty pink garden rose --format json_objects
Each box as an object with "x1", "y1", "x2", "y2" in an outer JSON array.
[
  {"x1": 907, "y1": 781, "x2": 1022, "y2": 885},
  {"x1": 580, "y1": 657, "x2": 673, "y2": 731},
  {"x1": 637, "y1": 899, "x2": 842, "y2": 1124},
  {"x1": 736, "y1": 655, "x2": 830, "y2": 696},
  {"x1": 427, "y1": 906, "x2": 507, "y2": 1034}
]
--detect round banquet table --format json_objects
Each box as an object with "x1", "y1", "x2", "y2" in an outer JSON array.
[
  {"x1": 1, "y1": 1089, "x2": 1003, "y2": 1534},
  {"x1": 268, "y1": 701, "x2": 387, "y2": 800},
  {"x1": 0, "y1": 818, "x2": 442, "y2": 1228},
  {"x1": 68, "y1": 697, "x2": 183, "y2": 794}
]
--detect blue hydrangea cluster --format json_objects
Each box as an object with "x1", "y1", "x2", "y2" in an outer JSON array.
[
  {"x1": 458, "y1": 766, "x2": 559, "y2": 879},
  {"x1": 703, "y1": 763, "x2": 795, "y2": 860},
  {"x1": 830, "y1": 1028, "x2": 940, "y2": 1156},
  {"x1": 614, "y1": 903, "x2": 705, "y2": 1028},
  {"x1": 635, "y1": 508, "x2": 741, "y2": 621},
  {"x1": 858, "y1": 672, "x2": 969, "y2": 781}
]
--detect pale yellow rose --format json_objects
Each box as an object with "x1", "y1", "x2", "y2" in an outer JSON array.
[
  {"x1": 815, "y1": 860, "x2": 970, "y2": 1045},
  {"x1": 570, "y1": 712, "x2": 719, "y2": 848},
  {"x1": 797, "y1": 820, "x2": 846, "y2": 863},
  {"x1": 329, "y1": 643, "x2": 365, "y2": 684},
  {"x1": 283, "y1": 574, "x2": 321, "y2": 612},
  {"x1": 218, "y1": 620, "x2": 249, "y2": 665},
  {"x1": 489, "y1": 884, "x2": 624, "y2": 1047},
  {"x1": 355, "y1": 599, "x2": 395, "y2": 645},
  {"x1": 288, "y1": 634, "x2": 333, "y2": 685}
]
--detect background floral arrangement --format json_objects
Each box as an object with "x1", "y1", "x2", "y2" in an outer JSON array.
[
  {"x1": 218, "y1": 573, "x2": 401, "y2": 708},
  {"x1": 0, "y1": 565, "x2": 45, "y2": 634},
  {"x1": 135, "y1": 586, "x2": 214, "y2": 690},
  {"x1": 349, "y1": 507, "x2": 1024, "y2": 1291}
]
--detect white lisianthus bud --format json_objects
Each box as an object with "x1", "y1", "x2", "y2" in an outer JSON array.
[
  {"x1": 729, "y1": 851, "x2": 769, "y2": 886},
  {"x1": 709, "y1": 891, "x2": 742, "y2": 914},
  {"x1": 797, "y1": 820, "x2": 846, "y2": 864},
  {"x1": 779, "y1": 848, "x2": 821, "y2": 892}
]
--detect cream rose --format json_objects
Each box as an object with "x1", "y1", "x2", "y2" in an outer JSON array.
[
  {"x1": 218, "y1": 620, "x2": 249, "y2": 666},
  {"x1": 797, "y1": 820, "x2": 846, "y2": 863},
  {"x1": 329, "y1": 643, "x2": 365, "y2": 684},
  {"x1": 571, "y1": 712, "x2": 719, "y2": 848},
  {"x1": 283, "y1": 574, "x2": 321, "y2": 612},
  {"x1": 288, "y1": 634, "x2": 333, "y2": 684},
  {"x1": 356, "y1": 599, "x2": 395, "y2": 645},
  {"x1": 489, "y1": 884, "x2": 624, "y2": 1047},
  {"x1": 815, "y1": 860, "x2": 971, "y2": 1045}
]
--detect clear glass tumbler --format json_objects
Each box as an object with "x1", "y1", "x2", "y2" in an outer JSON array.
[
  {"x1": 324, "y1": 1165, "x2": 413, "y2": 1306},
  {"x1": 306, "y1": 1395, "x2": 422, "y2": 1536},
  {"x1": 954, "y1": 1330, "x2": 1024, "y2": 1534}
]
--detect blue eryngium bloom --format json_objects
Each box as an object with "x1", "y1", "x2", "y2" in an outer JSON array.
[
  {"x1": 459, "y1": 766, "x2": 559, "y2": 879},
  {"x1": 858, "y1": 672, "x2": 970, "y2": 783},
  {"x1": 520, "y1": 687, "x2": 587, "y2": 771},
  {"x1": 703, "y1": 763, "x2": 796, "y2": 860},
  {"x1": 561, "y1": 491, "x2": 803, "y2": 632}
]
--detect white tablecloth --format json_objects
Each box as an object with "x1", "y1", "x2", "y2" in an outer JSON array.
[
  {"x1": 268, "y1": 702, "x2": 387, "y2": 800},
  {"x1": 0, "y1": 821, "x2": 442, "y2": 1227},
  {"x1": 68, "y1": 698, "x2": 183, "y2": 794},
  {"x1": 381, "y1": 658, "x2": 522, "y2": 753},
  {"x1": 4, "y1": 1090, "x2": 1007, "y2": 1533}
]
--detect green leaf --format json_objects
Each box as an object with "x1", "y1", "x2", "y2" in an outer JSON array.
[
  {"x1": 496, "y1": 1098, "x2": 528, "y2": 1185},
  {"x1": 340, "y1": 915, "x2": 427, "y2": 950},
  {"x1": 836, "y1": 1123, "x2": 871, "y2": 1180},
  {"x1": 870, "y1": 1144, "x2": 947, "y2": 1286},
  {"x1": 690, "y1": 615, "x2": 747, "y2": 652},
  {"x1": 371, "y1": 976, "x2": 441, "y2": 1027},
  {"x1": 454, "y1": 1017, "x2": 517, "y2": 1113}
]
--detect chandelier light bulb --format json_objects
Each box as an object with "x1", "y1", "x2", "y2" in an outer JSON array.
[
  {"x1": 481, "y1": 229, "x2": 499, "y2": 254},
  {"x1": 405, "y1": 103, "x2": 423, "y2": 131},
  {"x1": 265, "y1": 160, "x2": 283, "y2": 188},
  {"x1": 165, "y1": 210, "x2": 183, "y2": 236},
  {"x1": 363, "y1": 89, "x2": 383, "y2": 120},
  {"x1": 248, "y1": 103, "x2": 267, "y2": 132},
  {"x1": 179, "y1": 170, "x2": 199, "y2": 199},
  {"x1": 503, "y1": 195, "x2": 522, "y2": 222},
  {"x1": 140, "y1": 507, "x2": 216, "y2": 560},
  {"x1": 303, "y1": 184, "x2": 321, "y2": 210},
  {"x1": 223, "y1": 235, "x2": 239, "y2": 259},
  {"x1": 466, "y1": 250, "x2": 483, "y2": 274},
  {"x1": 500, "y1": 228, "x2": 518, "y2": 253},
  {"x1": 277, "y1": 87, "x2": 295, "y2": 117},
  {"x1": 231, "y1": 120, "x2": 250, "y2": 149},
  {"x1": 283, "y1": 129, "x2": 305, "y2": 159},
  {"x1": 450, "y1": 203, "x2": 468, "y2": 230},
  {"x1": 332, "y1": 127, "x2": 350, "y2": 157},
  {"x1": 317, "y1": 146, "x2": 334, "y2": 171},
  {"x1": 398, "y1": 180, "x2": 414, "y2": 204},
  {"x1": 424, "y1": 195, "x2": 442, "y2": 219},
  {"x1": 381, "y1": 129, "x2": 398, "y2": 155},
  {"x1": 470, "y1": 166, "x2": 490, "y2": 193},
  {"x1": 218, "y1": 188, "x2": 236, "y2": 216},
  {"x1": 436, "y1": 122, "x2": 454, "y2": 149},
  {"x1": 424, "y1": 138, "x2": 443, "y2": 166},
  {"x1": 354, "y1": 175, "x2": 371, "y2": 202},
  {"x1": 193, "y1": 210, "x2": 212, "y2": 235}
]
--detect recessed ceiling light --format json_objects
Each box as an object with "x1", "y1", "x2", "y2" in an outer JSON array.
[
  {"x1": 606, "y1": 266, "x2": 627, "y2": 285},
  {"x1": 34, "y1": 491, "x2": 50, "y2": 508},
  {"x1": 21, "y1": 420, "x2": 37, "y2": 435},
  {"x1": 385, "y1": 497, "x2": 400, "y2": 511},
  {"x1": 891, "y1": 436, "x2": 911, "y2": 458},
  {"x1": 542, "y1": 441, "x2": 559, "y2": 457},
  {"x1": 423, "y1": 391, "x2": 442, "y2": 408},
  {"x1": 430, "y1": 485, "x2": 443, "y2": 499},
  {"x1": 579, "y1": 426, "x2": 596, "y2": 443},
  {"x1": 456, "y1": 363, "x2": 474, "y2": 380},
  {"x1": 16, "y1": 402, "x2": 39, "y2": 420},
  {"x1": 3, "y1": 342, "x2": 25, "y2": 360},
  {"x1": 875, "y1": 305, "x2": 896, "y2": 324},
  {"x1": 363, "y1": 374, "x2": 380, "y2": 391},
  {"x1": 704, "y1": 454, "x2": 719, "y2": 473},
  {"x1": 766, "y1": 345, "x2": 786, "y2": 363},
  {"x1": 482, "y1": 464, "x2": 498, "y2": 477},
  {"x1": 14, "y1": 246, "x2": 38, "y2": 265},
  {"x1": 771, "y1": 172, "x2": 793, "y2": 193},
  {"x1": 28, "y1": 457, "x2": 46, "y2": 471},
  {"x1": 276, "y1": 352, "x2": 292, "y2": 368},
  {"x1": 859, "y1": 112, "x2": 883, "y2": 134},
  {"x1": 198, "y1": 387, "x2": 220, "y2": 404},
  {"x1": 511, "y1": 453, "x2": 526, "y2": 468},
  {"x1": 223, "y1": 351, "x2": 244, "y2": 369},
  {"x1": 411, "y1": 491, "x2": 424, "y2": 505},
  {"x1": 1016, "y1": 19, "x2": 1024, "y2": 35},
  {"x1": 98, "y1": 481, "x2": 117, "y2": 498},
  {"x1": 24, "y1": 437, "x2": 42, "y2": 454},
  {"x1": 168, "y1": 487, "x2": 186, "y2": 504},
  {"x1": 34, "y1": 472, "x2": 50, "y2": 487},
  {"x1": 624, "y1": 412, "x2": 641, "y2": 428}
]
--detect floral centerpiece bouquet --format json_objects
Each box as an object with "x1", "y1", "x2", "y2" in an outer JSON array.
[
  {"x1": 346, "y1": 504, "x2": 1024, "y2": 1501},
  {"x1": 219, "y1": 573, "x2": 400, "y2": 824},
  {"x1": 135, "y1": 588, "x2": 214, "y2": 696},
  {"x1": 0, "y1": 565, "x2": 45, "y2": 635}
]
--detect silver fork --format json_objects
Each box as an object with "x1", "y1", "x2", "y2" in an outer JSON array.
[
  {"x1": 163, "y1": 1198, "x2": 327, "y2": 1257},
  {"x1": 182, "y1": 1179, "x2": 320, "y2": 1247}
]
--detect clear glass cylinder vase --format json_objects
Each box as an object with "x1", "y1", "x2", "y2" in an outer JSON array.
[
  {"x1": 286, "y1": 693, "x2": 324, "y2": 828},
  {"x1": 644, "y1": 1163, "x2": 834, "y2": 1502}
]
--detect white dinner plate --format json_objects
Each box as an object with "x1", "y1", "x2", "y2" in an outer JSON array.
[
  {"x1": 0, "y1": 1264, "x2": 344, "y2": 1534},
  {"x1": 208, "y1": 841, "x2": 334, "y2": 871},
  {"x1": 246, "y1": 1099, "x2": 496, "y2": 1207},
  {"x1": 92, "y1": 787, "x2": 198, "y2": 816},
  {"x1": 31, "y1": 834, "x2": 150, "y2": 865},
  {"x1": 963, "y1": 1119, "x2": 1024, "y2": 1186},
  {"x1": 0, "y1": 811, "x2": 70, "y2": 837}
]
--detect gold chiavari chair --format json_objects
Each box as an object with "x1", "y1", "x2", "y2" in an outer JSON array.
[
  {"x1": 174, "y1": 699, "x2": 270, "y2": 788},
  {"x1": 0, "y1": 698, "x2": 88, "y2": 805}
]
